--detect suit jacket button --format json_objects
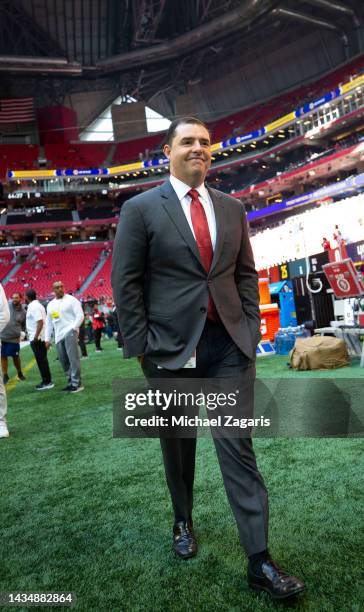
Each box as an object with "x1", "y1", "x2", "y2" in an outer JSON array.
[{"x1": 200, "y1": 307, "x2": 207, "y2": 313}]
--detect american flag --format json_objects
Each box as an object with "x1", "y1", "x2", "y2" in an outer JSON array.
[{"x1": 0, "y1": 97, "x2": 35, "y2": 123}]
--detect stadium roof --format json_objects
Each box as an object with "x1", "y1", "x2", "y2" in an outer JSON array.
[{"x1": 1, "y1": 0, "x2": 363, "y2": 131}]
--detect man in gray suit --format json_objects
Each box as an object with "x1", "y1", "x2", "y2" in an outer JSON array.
[{"x1": 112, "y1": 117, "x2": 305, "y2": 601}]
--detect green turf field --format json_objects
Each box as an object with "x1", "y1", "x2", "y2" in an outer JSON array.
[{"x1": 1, "y1": 341, "x2": 363, "y2": 611}]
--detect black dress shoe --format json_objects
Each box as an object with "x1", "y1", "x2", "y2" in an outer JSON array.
[
  {"x1": 248, "y1": 558, "x2": 306, "y2": 600},
  {"x1": 172, "y1": 521, "x2": 197, "y2": 559}
]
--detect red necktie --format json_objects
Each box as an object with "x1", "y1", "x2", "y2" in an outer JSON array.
[{"x1": 188, "y1": 189, "x2": 219, "y2": 322}]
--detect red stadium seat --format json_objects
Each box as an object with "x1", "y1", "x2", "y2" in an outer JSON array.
[
  {"x1": 79, "y1": 254, "x2": 112, "y2": 300},
  {"x1": 0, "y1": 251, "x2": 16, "y2": 281},
  {"x1": 44, "y1": 143, "x2": 111, "y2": 168},
  {"x1": 0, "y1": 144, "x2": 39, "y2": 178},
  {"x1": 4, "y1": 245, "x2": 104, "y2": 300}
]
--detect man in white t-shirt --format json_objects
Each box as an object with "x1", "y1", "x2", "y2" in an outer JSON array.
[
  {"x1": 45, "y1": 281, "x2": 84, "y2": 393},
  {"x1": 25, "y1": 289, "x2": 54, "y2": 391},
  {"x1": 0, "y1": 283, "x2": 10, "y2": 438}
]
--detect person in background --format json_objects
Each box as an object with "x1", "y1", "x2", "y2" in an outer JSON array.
[
  {"x1": 25, "y1": 289, "x2": 54, "y2": 391},
  {"x1": 78, "y1": 303, "x2": 88, "y2": 359},
  {"x1": 112, "y1": 304, "x2": 123, "y2": 351},
  {"x1": 333, "y1": 224, "x2": 347, "y2": 259},
  {"x1": 0, "y1": 292, "x2": 26, "y2": 385},
  {"x1": 321, "y1": 237, "x2": 331, "y2": 251},
  {"x1": 84, "y1": 311, "x2": 94, "y2": 344},
  {"x1": 105, "y1": 310, "x2": 114, "y2": 339},
  {"x1": 45, "y1": 281, "x2": 84, "y2": 393},
  {"x1": 0, "y1": 283, "x2": 10, "y2": 438},
  {"x1": 91, "y1": 302, "x2": 105, "y2": 352}
]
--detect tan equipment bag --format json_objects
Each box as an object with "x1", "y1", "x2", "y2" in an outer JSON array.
[{"x1": 290, "y1": 336, "x2": 349, "y2": 370}]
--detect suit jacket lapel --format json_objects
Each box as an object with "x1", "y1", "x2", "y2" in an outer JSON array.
[
  {"x1": 160, "y1": 181, "x2": 226, "y2": 274},
  {"x1": 208, "y1": 187, "x2": 226, "y2": 273},
  {"x1": 160, "y1": 181, "x2": 204, "y2": 269}
]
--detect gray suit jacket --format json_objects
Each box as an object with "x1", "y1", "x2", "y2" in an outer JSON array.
[{"x1": 111, "y1": 180, "x2": 261, "y2": 370}]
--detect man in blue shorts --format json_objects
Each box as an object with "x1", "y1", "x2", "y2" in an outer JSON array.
[{"x1": 0, "y1": 292, "x2": 26, "y2": 385}]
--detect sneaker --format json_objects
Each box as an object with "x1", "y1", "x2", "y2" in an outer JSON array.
[
  {"x1": 95, "y1": 349, "x2": 103, "y2": 352},
  {"x1": 69, "y1": 385, "x2": 84, "y2": 393},
  {"x1": 0, "y1": 421, "x2": 9, "y2": 438},
  {"x1": 3, "y1": 374, "x2": 9, "y2": 385},
  {"x1": 36, "y1": 382, "x2": 55, "y2": 391},
  {"x1": 81, "y1": 355, "x2": 88, "y2": 359},
  {"x1": 18, "y1": 372, "x2": 26, "y2": 381},
  {"x1": 62, "y1": 384, "x2": 73, "y2": 391}
]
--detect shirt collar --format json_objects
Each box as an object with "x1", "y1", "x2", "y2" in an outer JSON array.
[{"x1": 169, "y1": 175, "x2": 208, "y2": 202}]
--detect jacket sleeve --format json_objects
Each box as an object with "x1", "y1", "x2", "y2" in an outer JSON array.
[
  {"x1": 234, "y1": 203, "x2": 261, "y2": 331},
  {"x1": 0, "y1": 283, "x2": 10, "y2": 333},
  {"x1": 111, "y1": 200, "x2": 148, "y2": 357}
]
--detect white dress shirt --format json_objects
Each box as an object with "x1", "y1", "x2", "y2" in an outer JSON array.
[
  {"x1": 169, "y1": 175, "x2": 217, "y2": 249},
  {"x1": 26, "y1": 299, "x2": 46, "y2": 342},
  {"x1": 45, "y1": 294, "x2": 84, "y2": 344}
]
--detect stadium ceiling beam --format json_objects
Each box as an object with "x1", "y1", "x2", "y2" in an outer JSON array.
[
  {"x1": 303, "y1": 0, "x2": 361, "y2": 28},
  {"x1": 124, "y1": 66, "x2": 173, "y2": 100},
  {"x1": 198, "y1": 0, "x2": 215, "y2": 22},
  {"x1": 95, "y1": 0, "x2": 280, "y2": 74},
  {"x1": 108, "y1": 0, "x2": 131, "y2": 56},
  {"x1": 168, "y1": 49, "x2": 210, "y2": 94},
  {"x1": 270, "y1": 7, "x2": 350, "y2": 55},
  {"x1": 131, "y1": 0, "x2": 167, "y2": 45},
  {"x1": 196, "y1": 0, "x2": 241, "y2": 23},
  {"x1": 0, "y1": 56, "x2": 82, "y2": 76}
]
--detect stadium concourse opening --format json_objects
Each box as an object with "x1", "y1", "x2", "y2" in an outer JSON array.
[{"x1": 0, "y1": 1, "x2": 363, "y2": 610}]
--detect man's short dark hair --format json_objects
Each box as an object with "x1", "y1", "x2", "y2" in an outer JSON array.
[
  {"x1": 165, "y1": 117, "x2": 210, "y2": 146},
  {"x1": 26, "y1": 289, "x2": 37, "y2": 301}
]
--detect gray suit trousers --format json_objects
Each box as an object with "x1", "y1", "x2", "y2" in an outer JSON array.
[{"x1": 142, "y1": 319, "x2": 269, "y2": 557}]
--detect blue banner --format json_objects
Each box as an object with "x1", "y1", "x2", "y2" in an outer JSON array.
[{"x1": 247, "y1": 171, "x2": 364, "y2": 222}]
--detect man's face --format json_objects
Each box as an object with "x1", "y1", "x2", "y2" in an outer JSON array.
[
  {"x1": 53, "y1": 282, "x2": 64, "y2": 299},
  {"x1": 163, "y1": 122, "x2": 212, "y2": 187},
  {"x1": 12, "y1": 293, "x2": 21, "y2": 307}
]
